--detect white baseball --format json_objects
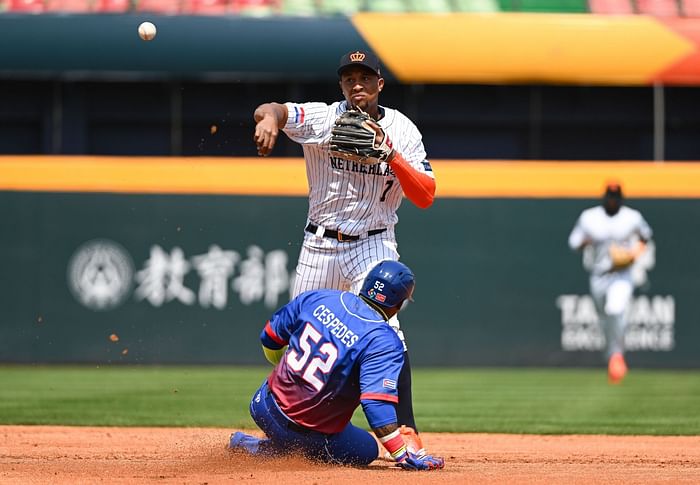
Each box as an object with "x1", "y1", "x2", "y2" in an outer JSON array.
[{"x1": 138, "y1": 22, "x2": 157, "y2": 41}]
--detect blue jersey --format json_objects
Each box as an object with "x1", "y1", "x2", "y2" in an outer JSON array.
[{"x1": 261, "y1": 289, "x2": 404, "y2": 434}]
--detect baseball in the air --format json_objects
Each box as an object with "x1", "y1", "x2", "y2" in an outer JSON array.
[{"x1": 138, "y1": 21, "x2": 157, "y2": 41}]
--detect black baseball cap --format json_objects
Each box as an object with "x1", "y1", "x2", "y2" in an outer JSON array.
[
  {"x1": 337, "y1": 50, "x2": 381, "y2": 77},
  {"x1": 604, "y1": 181, "x2": 623, "y2": 199}
]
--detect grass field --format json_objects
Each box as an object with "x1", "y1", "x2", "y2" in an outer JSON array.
[{"x1": 1, "y1": 365, "x2": 699, "y2": 435}]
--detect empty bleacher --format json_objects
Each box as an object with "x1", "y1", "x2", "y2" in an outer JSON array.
[
  {"x1": 1, "y1": 0, "x2": 699, "y2": 18},
  {"x1": 95, "y1": 0, "x2": 130, "y2": 12},
  {"x1": 588, "y1": 0, "x2": 634, "y2": 14},
  {"x1": 636, "y1": 0, "x2": 680, "y2": 16},
  {"x1": 682, "y1": 0, "x2": 700, "y2": 15},
  {"x1": 499, "y1": 0, "x2": 589, "y2": 13},
  {"x1": 6, "y1": 0, "x2": 47, "y2": 12}
]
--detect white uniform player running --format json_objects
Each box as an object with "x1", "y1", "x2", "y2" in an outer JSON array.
[
  {"x1": 253, "y1": 50, "x2": 435, "y2": 454},
  {"x1": 568, "y1": 182, "x2": 653, "y2": 384}
]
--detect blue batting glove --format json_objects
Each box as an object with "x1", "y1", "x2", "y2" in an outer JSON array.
[{"x1": 396, "y1": 452, "x2": 445, "y2": 471}]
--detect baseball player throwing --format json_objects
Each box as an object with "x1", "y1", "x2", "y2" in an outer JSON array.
[
  {"x1": 228, "y1": 261, "x2": 444, "y2": 470},
  {"x1": 252, "y1": 50, "x2": 435, "y2": 454},
  {"x1": 568, "y1": 182, "x2": 653, "y2": 384}
]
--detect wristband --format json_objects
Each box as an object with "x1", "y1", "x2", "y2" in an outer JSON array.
[{"x1": 379, "y1": 429, "x2": 407, "y2": 462}]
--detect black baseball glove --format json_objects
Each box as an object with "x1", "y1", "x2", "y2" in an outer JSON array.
[{"x1": 329, "y1": 109, "x2": 394, "y2": 165}]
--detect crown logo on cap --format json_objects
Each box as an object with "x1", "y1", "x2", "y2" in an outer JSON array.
[{"x1": 350, "y1": 51, "x2": 366, "y2": 62}]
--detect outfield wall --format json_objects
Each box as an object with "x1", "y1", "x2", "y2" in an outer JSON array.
[{"x1": 1, "y1": 157, "x2": 698, "y2": 367}]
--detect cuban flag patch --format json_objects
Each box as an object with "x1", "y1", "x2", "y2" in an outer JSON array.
[
  {"x1": 368, "y1": 288, "x2": 386, "y2": 303},
  {"x1": 383, "y1": 378, "x2": 397, "y2": 390}
]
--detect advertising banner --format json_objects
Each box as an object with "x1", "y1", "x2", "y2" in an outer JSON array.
[{"x1": 1, "y1": 190, "x2": 697, "y2": 367}]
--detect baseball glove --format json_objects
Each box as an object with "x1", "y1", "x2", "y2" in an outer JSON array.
[
  {"x1": 609, "y1": 243, "x2": 635, "y2": 269},
  {"x1": 329, "y1": 109, "x2": 394, "y2": 165}
]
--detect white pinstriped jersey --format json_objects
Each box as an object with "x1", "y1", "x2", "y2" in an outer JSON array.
[
  {"x1": 283, "y1": 100, "x2": 434, "y2": 236},
  {"x1": 568, "y1": 205, "x2": 653, "y2": 277}
]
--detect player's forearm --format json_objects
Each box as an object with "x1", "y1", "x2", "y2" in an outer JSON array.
[
  {"x1": 568, "y1": 231, "x2": 590, "y2": 251},
  {"x1": 389, "y1": 153, "x2": 435, "y2": 209},
  {"x1": 571, "y1": 240, "x2": 590, "y2": 252},
  {"x1": 253, "y1": 103, "x2": 287, "y2": 128},
  {"x1": 362, "y1": 398, "x2": 399, "y2": 432},
  {"x1": 373, "y1": 423, "x2": 400, "y2": 439}
]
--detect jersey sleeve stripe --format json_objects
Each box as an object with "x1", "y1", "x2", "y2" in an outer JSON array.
[
  {"x1": 360, "y1": 392, "x2": 399, "y2": 403},
  {"x1": 264, "y1": 321, "x2": 287, "y2": 346}
]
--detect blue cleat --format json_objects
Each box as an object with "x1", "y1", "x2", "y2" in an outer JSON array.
[{"x1": 228, "y1": 431, "x2": 262, "y2": 454}]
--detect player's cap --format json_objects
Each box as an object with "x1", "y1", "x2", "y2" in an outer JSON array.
[
  {"x1": 361, "y1": 260, "x2": 415, "y2": 309},
  {"x1": 337, "y1": 50, "x2": 381, "y2": 77},
  {"x1": 602, "y1": 181, "x2": 624, "y2": 215},
  {"x1": 604, "y1": 181, "x2": 623, "y2": 199}
]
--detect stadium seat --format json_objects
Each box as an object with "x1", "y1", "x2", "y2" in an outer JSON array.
[
  {"x1": 499, "y1": 0, "x2": 588, "y2": 12},
  {"x1": 414, "y1": 0, "x2": 452, "y2": 13},
  {"x1": 7, "y1": 0, "x2": 46, "y2": 12},
  {"x1": 231, "y1": 0, "x2": 276, "y2": 16},
  {"x1": 280, "y1": 0, "x2": 317, "y2": 16},
  {"x1": 365, "y1": 0, "x2": 408, "y2": 12},
  {"x1": 588, "y1": 0, "x2": 633, "y2": 14},
  {"x1": 45, "y1": 0, "x2": 93, "y2": 12},
  {"x1": 636, "y1": 0, "x2": 679, "y2": 16},
  {"x1": 181, "y1": 0, "x2": 230, "y2": 14},
  {"x1": 135, "y1": 0, "x2": 181, "y2": 14},
  {"x1": 317, "y1": 0, "x2": 361, "y2": 16},
  {"x1": 681, "y1": 0, "x2": 700, "y2": 16},
  {"x1": 452, "y1": 0, "x2": 500, "y2": 12},
  {"x1": 93, "y1": 0, "x2": 130, "y2": 11}
]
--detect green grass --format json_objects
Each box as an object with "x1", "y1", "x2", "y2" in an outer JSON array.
[
  {"x1": 1, "y1": 365, "x2": 699, "y2": 435},
  {"x1": 412, "y1": 368, "x2": 700, "y2": 435}
]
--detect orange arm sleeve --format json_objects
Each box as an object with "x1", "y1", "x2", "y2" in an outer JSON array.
[{"x1": 389, "y1": 153, "x2": 436, "y2": 209}]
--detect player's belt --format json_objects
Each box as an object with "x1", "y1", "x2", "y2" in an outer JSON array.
[{"x1": 305, "y1": 223, "x2": 387, "y2": 242}]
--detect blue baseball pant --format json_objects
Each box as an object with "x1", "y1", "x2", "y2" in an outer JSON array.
[{"x1": 249, "y1": 380, "x2": 379, "y2": 466}]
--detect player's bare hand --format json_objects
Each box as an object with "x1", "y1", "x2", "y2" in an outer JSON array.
[
  {"x1": 254, "y1": 115, "x2": 279, "y2": 156},
  {"x1": 364, "y1": 118, "x2": 386, "y2": 145},
  {"x1": 366, "y1": 118, "x2": 395, "y2": 161}
]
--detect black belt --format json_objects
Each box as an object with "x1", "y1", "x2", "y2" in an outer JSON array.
[{"x1": 305, "y1": 223, "x2": 386, "y2": 242}]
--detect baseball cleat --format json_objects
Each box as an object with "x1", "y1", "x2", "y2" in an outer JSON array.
[
  {"x1": 608, "y1": 352, "x2": 628, "y2": 385},
  {"x1": 228, "y1": 431, "x2": 262, "y2": 454}
]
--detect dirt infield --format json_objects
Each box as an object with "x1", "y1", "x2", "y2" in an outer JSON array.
[{"x1": 1, "y1": 426, "x2": 699, "y2": 484}]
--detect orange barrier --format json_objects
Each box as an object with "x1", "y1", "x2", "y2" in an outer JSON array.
[{"x1": 2, "y1": 156, "x2": 700, "y2": 198}]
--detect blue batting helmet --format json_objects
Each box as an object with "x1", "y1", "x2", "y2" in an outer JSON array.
[{"x1": 361, "y1": 260, "x2": 415, "y2": 308}]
